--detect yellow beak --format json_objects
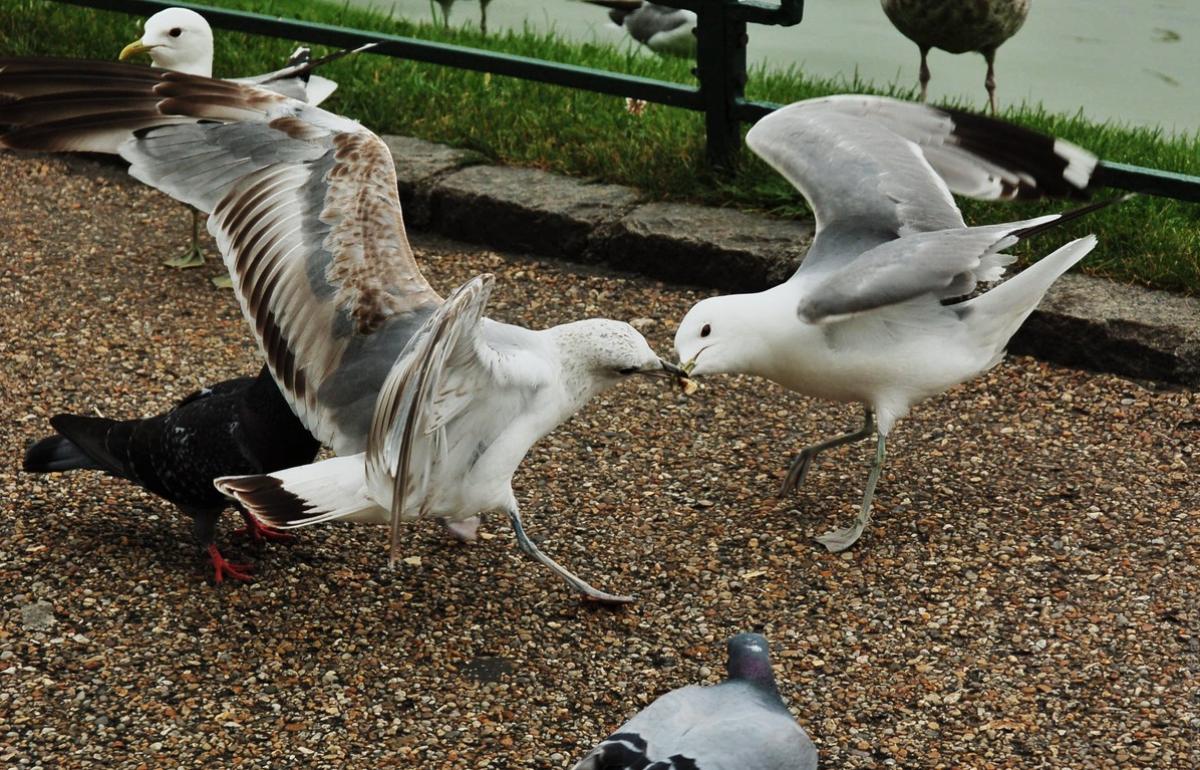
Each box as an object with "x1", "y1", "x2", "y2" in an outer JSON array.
[{"x1": 118, "y1": 40, "x2": 154, "y2": 61}]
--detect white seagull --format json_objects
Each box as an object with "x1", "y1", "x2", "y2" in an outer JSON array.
[
  {"x1": 0, "y1": 56, "x2": 679, "y2": 603},
  {"x1": 674, "y1": 96, "x2": 1111, "y2": 552},
  {"x1": 572, "y1": 633, "x2": 818, "y2": 770},
  {"x1": 117, "y1": 6, "x2": 366, "y2": 275},
  {"x1": 586, "y1": 0, "x2": 697, "y2": 59}
]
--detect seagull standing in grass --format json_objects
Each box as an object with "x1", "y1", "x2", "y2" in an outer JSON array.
[
  {"x1": 572, "y1": 633, "x2": 817, "y2": 769},
  {"x1": 674, "y1": 96, "x2": 1108, "y2": 552},
  {"x1": 117, "y1": 7, "x2": 361, "y2": 276},
  {"x1": 881, "y1": 0, "x2": 1031, "y2": 114},
  {"x1": 0, "y1": 57, "x2": 681, "y2": 603}
]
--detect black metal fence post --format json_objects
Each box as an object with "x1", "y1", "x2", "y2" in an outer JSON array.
[{"x1": 693, "y1": 1, "x2": 749, "y2": 170}]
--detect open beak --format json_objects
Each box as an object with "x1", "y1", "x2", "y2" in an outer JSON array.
[{"x1": 119, "y1": 40, "x2": 155, "y2": 61}]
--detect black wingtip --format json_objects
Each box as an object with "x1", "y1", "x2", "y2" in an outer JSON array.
[
  {"x1": 941, "y1": 105, "x2": 1096, "y2": 200},
  {"x1": 1009, "y1": 194, "x2": 1135, "y2": 240},
  {"x1": 216, "y1": 474, "x2": 308, "y2": 528}
]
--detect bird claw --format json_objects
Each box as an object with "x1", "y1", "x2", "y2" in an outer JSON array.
[
  {"x1": 579, "y1": 588, "x2": 637, "y2": 606},
  {"x1": 233, "y1": 524, "x2": 296, "y2": 545},
  {"x1": 815, "y1": 517, "x2": 869, "y2": 553},
  {"x1": 207, "y1": 545, "x2": 254, "y2": 584},
  {"x1": 163, "y1": 246, "x2": 205, "y2": 269}
]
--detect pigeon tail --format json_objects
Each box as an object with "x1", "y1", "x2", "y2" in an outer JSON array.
[
  {"x1": 22, "y1": 434, "x2": 104, "y2": 473},
  {"x1": 214, "y1": 454, "x2": 387, "y2": 530},
  {"x1": 44, "y1": 413, "x2": 133, "y2": 479}
]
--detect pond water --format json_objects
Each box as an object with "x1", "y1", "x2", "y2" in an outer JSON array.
[{"x1": 347, "y1": 0, "x2": 1199, "y2": 134}]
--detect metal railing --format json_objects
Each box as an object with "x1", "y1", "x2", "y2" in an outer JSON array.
[{"x1": 48, "y1": 0, "x2": 1200, "y2": 201}]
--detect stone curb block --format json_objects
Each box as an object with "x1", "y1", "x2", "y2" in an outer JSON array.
[{"x1": 384, "y1": 134, "x2": 1200, "y2": 387}]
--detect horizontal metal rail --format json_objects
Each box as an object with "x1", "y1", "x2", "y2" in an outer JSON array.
[{"x1": 46, "y1": 0, "x2": 1200, "y2": 202}]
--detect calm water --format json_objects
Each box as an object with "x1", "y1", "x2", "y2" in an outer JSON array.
[{"x1": 348, "y1": 0, "x2": 1199, "y2": 134}]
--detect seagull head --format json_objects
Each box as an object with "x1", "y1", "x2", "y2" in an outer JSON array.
[
  {"x1": 674, "y1": 292, "x2": 774, "y2": 379},
  {"x1": 550, "y1": 319, "x2": 680, "y2": 390},
  {"x1": 119, "y1": 8, "x2": 214, "y2": 77}
]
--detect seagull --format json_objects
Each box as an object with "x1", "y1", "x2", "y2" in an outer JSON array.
[
  {"x1": 881, "y1": 0, "x2": 1031, "y2": 114},
  {"x1": 21, "y1": 368, "x2": 320, "y2": 584},
  {"x1": 674, "y1": 95, "x2": 1110, "y2": 552},
  {"x1": 217, "y1": 275, "x2": 674, "y2": 603},
  {"x1": 117, "y1": 6, "x2": 366, "y2": 276},
  {"x1": 572, "y1": 633, "x2": 818, "y2": 769},
  {"x1": 0, "y1": 57, "x2": 683, "y2": 603},
  {"x1": 586, "y1": 1, "x2": 697, "y2": 59}
]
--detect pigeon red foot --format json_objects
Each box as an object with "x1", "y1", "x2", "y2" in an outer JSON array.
[{"x1": 207, "y1": 544, "x2": 254, "y2": 584}]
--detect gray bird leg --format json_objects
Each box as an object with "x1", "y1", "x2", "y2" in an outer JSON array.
[
  {"x1": 815, "y1": 432, "x2": 888, "y2": 553},
  {"x1": 506, "y1": 506, "x2": 634, "y2": 605},
  {"x1": 984, "y1": 48, "x2": 998, "y2": 115},
  {"x1": 779, "y1": 407, "x2": 875, "y2": 496},
  {"x1": 164, "y1": 205, "x2": 206, "y2": 269},
  {"x1": 480, "y1": 0, "x2": 490, "y2": 35},
  {"x1": 918, "y1": 45, "x2": 931, "y2": 102}
]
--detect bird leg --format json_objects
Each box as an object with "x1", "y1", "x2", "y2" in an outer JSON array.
[
  {"x1": 506, "y1": 506, "x2": 634, "y2": 605},
  {"x1": 918, "y1": 45, "x2": 931, "y2": 102},
  {"x1": 233, "y1": 508, "x2": 297, "y2": 544},
  {"x1": 816, "y1": 432, "x2": 888, "y2": 553},
  {"x1": 983, "y1": 48, "x2": 998, "y2": 115},
  {"x1": 163, "y1": 206, "x2": 206, "y2": 269},
  {"x1": 207, "y1": 544, "x2": 254, "y2": 584},
  {"x1": 779, "y1": 407, "x2": 875, "y2": 496}
]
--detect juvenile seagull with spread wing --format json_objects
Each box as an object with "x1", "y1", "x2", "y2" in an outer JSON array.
[
  {"x1": 117, "y1": 6, "x2": 370, "y2": 274},
  {"x1": 0, "y1": 57, "x2": 679, "y2": 602},
  {"x1": 572, "y1": 633, "x2": 817, "y2": 769},
  {"x1": 674, "y1": 96, "x2": 1110, "y2": 552}
]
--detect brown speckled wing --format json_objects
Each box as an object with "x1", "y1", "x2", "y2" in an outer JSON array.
[{"x1": 0, "y1": 57, "x2": 442, "y2": 453}]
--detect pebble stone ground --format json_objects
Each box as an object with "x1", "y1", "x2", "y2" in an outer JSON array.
[{"x1": 1, "y1": 152, "x2": 1197, "y2": 769}]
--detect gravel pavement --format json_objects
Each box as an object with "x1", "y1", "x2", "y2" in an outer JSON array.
[{"x1": 1, "y1": 153, "x2": 1197, "y2": 769}]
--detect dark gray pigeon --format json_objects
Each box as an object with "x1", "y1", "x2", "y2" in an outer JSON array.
[
  {"x1": 22, "y1": 366, "x2": 320, "y2": 584},
  {"x1": 572, "y1": 633, "x2": 818, "y2": 769}
]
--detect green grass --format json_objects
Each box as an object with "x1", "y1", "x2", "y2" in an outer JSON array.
[{"x1": 3, "y1": 0, "x2": 1199, "y2": 292}]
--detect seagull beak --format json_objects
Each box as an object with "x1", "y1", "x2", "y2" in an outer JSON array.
[
  {"x1": 658, "y1": 358, "x2": 700, "y2": 396},
  {"x1": 119, "y1": 40, "x2": 154, "y2": 61}
]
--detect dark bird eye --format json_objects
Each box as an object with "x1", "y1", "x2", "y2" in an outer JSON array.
[
  {"x1": 169, "y1": 27, "x2": 182, "y2": 37},
  {"x1": 700, "y1": 324, "x2": 711, "y2": 338},
  {"x1": 618, "y1": 367, "x2": 638, "y2": 375}
]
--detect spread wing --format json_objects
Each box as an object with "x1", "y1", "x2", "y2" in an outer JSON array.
[
  {"x1": 745, "y1": 95, "x2": 1097, "y2": 275},
  {"x1": 0, "y1": 57, "x2": 441, "y2": 454},
  {"x1": 364, "y1": 275, "x2": 544, "y2": 563}
]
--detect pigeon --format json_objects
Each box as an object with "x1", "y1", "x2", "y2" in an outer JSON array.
[
  {"x1": 674, "y1": 96, "x2": 1108, "y2": 552},
  {"x1": 881, "y1": 0, "x2": 1031, "y2": 114},
  {"x1": 22, "y1": 367, "x2": 320, "y2": 583},
  {"x1": 117, "y1": 6, "x2": 371, "y2": 274},
  {"x1": 586, "y1": 1, "x2": 697, "y2": 59},
  {"x1": 0, "y1": 57, "x2": 685, "y2": 603},
  {"x1": 572, "y1": 633, "x2": 818, "y2": 769}
]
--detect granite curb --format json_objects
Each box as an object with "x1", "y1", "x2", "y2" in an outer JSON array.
[{"x1": 400, "y1": 135, "x2": 1200, "y2": 387}]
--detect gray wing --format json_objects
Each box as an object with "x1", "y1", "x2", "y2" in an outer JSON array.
[
  {"x1": 746, "y1": 96, "x2": 1097, "y2": 274},
  {"x1": 575, "y1": 683, "x2": 817, "y2": 770},
  {"x1": 0, "y1": 58, "x2": 441, "y2": 454},
  {"x1": 624, "y1": 4, "x2": 693, "y2": 45},
  {"x1": 795, "y1": 213, "x2": 1061, "y2": 324},
  {"x1": 747, "y1": 99, "x2": 966, "y2": 272}
]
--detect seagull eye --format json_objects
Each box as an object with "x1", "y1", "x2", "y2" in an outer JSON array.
[
  {"x1": 169, "y1": 27, "x2": 182, "y2": 37},
  {"x1": 700, "y1": 324, "x2": 711, "y2": 338},
  {"x1": 617, "y1": 367, "x2": 638, "y2": 375}
]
